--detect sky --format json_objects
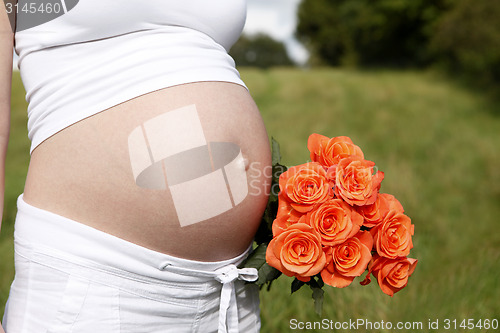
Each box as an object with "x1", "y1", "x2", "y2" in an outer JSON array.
[{"x1": 244, "y1": 0, "x2": 309, "y2": 64}]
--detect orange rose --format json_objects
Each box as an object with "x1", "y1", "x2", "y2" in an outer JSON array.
[
  {"x1": 305, "y1": 199, "x2": 364, "y2": 246},
  {"x1": 361, "y1": 255, "x2": 418, "y2": 296},
  {"x1": 371, "y1": 210, "x2": 414, "y2": 259},
  {"x1": 308, "y1": 134, "x2": 364, "y2": 168},
  {"x1": 271, "y1": 211, "x2": 305, "y2": 236},
  {"x1": 356, "y1": 193, "x2": 404, "y2": 228},
  {"x1": 334, "y1": 156, "x2": 384, "y2": 206},
  {"x1": 279, "y1": 162, "x2": 331, "y2": 213},
  {"x1": 266, "y1": 223, "x2": 327, "y2": 282},
  {"x1": 325, "y1": 165, "x2": 337, "y2": 197},
  {"x1": 321, "y1": 231, "x2": 373, "y2": 288},
  {"x1": 386, "y1": 193, "x2": 405, "y2": 212},
  {"x1": 275, "y1": 192, "x2": 303, "y2": 221},
  {"x1": 272, "y1": 214, "x2": 291, "y2": 237}
]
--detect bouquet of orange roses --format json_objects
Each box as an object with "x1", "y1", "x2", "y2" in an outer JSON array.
[{"x1": 241, "y1": 134, "x2": 417, "y2": 314}]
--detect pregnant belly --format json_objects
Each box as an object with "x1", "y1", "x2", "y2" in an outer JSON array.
[{"x1": 23, "y1": 82, "x2": 272, "y2": 261}]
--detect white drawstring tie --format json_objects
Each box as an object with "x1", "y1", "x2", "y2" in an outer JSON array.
[{"x1": 160, "y1": 263, "x2": 258, "y2": 333}]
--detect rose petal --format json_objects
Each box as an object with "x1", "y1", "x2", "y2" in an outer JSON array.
[{"x1": 321, "y1": 266, "x2": 355, "y2": 288}]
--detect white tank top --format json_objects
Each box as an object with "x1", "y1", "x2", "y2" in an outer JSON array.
[{"x1": 14, "y1": 0, "x2": 247, "y2": 153}]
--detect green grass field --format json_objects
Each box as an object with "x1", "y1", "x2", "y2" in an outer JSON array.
[{"x1": 1, "y1": 68, "x2": 499, "y2": 332}]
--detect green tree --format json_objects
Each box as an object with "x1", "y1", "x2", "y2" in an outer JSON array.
[
  {"x1": 431, "y1": 0, "x2": 500, "y2": 87},
  {"x1": 296, "y1": 0, "x2": 450, "y2": 67},
  {"x1": 230, "y1": 33, "x2": 295, "y2": 68}
]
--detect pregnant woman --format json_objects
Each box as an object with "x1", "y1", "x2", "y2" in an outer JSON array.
[{"x1": 0, "y1": 1, "x2": 271, "y2": 332}]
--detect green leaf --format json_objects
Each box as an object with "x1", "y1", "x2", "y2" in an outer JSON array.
[
  {"x1": 240, "y1": 244, "x2": 267, "y2": 270},
  {"x1": 269, "y1": 163, "x2": 287, "y2": 204},
  {"x1": 307, "y1": 275, "x2": 324, "y2": 289},
  {"x1": 311, "y1": 287, "x2": 324, "y2": 316},
  {"x1": 254, "y1": 210, "x2": 274, "y2": 244},
  {"x1": 256, "y1": 263, "x2": 281, "y2": 287},
  {"x1": 239, "y1": 244, "x2": 281, "y2": 288},
  {"x1": 317, "y1": 275, "x2": 325, "y2": 289},
  {"x1": 271, "y1": 163, "x2": 287, "y2": 184},
  {"x1": 271, "y1": 137, "x2": 282, "y2": 165},
  {"x1": 291, "y1": 278, "x2": 306, "y2": 294}
]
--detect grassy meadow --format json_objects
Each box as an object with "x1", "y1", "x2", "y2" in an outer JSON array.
[{"x1": 1, "y1": 68, "x2": 499, "y2": 332}]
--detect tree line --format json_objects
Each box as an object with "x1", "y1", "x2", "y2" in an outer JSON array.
[
  {"x1": 296, "y1": 0, "x2": 500, "y2": 89},
  {"x1": 231, "y1": 0, "x2": 499, "y2": 92}
]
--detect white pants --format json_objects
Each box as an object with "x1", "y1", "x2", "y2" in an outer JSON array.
[{"x1": 2, "y1": 195, "x2": 261, "y2": 333}]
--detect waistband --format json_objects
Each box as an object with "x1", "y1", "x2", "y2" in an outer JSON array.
[{"x1": 14, "y1": 194, "x2": 258, "y2": 333}]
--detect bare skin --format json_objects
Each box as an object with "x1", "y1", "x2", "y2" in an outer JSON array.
[
  {"x1": 23, "y1": 81, "x2": 272, "y2": 261},
  {"x1": 0, "y1": 1, "x2": 13, "y2": 330}
]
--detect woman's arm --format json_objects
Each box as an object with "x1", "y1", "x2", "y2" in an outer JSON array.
[
  {"x1": 0, "y1": 0, "x2": 13, "y2": 237},
  {"x1": 0, "y1": 2, "x2": 12, "y2": 329}
]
